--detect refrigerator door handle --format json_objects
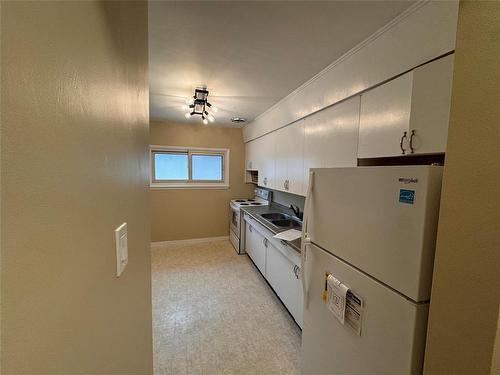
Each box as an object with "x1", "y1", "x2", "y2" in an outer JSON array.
[{"x1": 301, "y1": 170, "x2": 315, "y2": 308}]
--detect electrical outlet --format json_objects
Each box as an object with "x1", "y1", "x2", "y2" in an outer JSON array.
[{"x1": 115, "y1": 223, "x2": 128, "y2": 277}]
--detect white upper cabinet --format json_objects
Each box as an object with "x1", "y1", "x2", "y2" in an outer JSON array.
[
  {"x1": 245, "y1": 141, "x2": 258, "y2": 170},
  {"x1": 303, "y1": 96, "x2": 360, "y2": 195},
  {"x1": 274, "y1": 121, "x2": 304, "y2": 195},
  {"x1": 358, "y1": 54, "x2": 454, "y2": 158},
  {"x1": 257, "y1": 131, "x2": 276, "y2": 189},
  {"x1": 409, "y1": 54, "x2": 454, "y2": 154},
  {"x1": 358, "y1": 72, "x2": 413, "y2": 158}
]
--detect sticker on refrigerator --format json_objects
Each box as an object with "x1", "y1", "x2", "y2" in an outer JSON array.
[
  {"x1": 399, "y1": 189, "x2": 415, "y2": 204},
  {"x1": 323, "y1": 273, "x2": 349, "y2": 325},
  {"x1": 345, "y1": 290, "x2": 364, "y2": 336}
]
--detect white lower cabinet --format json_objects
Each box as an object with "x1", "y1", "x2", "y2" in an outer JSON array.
[
  {"x1": 244, "y1": 214, "x2": 303, "y2": 328},
  {"x1": 245, "y1": 221, "x2": 266, "y2": 276},
  {"x1": 266, "y1": 241, "x2": 303, "y2": 328}
]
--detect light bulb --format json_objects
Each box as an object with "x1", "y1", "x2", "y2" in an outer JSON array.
[
  {"x1": 202, "y1": 118, "x2": 208, "y2": 125},
  {"x1": 208, "y1": 114, "x2": 215, "y2": 122},
  {"x1": 181, "y1": 104, "x2": 189, "y2": 110},
  {"x1": 184, "y1": 112, "x2": 191, "y2": 119},
  {"x1": 211, "y1": 106, "x2": 218, "y2": 113}
]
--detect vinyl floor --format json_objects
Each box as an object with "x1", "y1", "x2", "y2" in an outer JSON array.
[{"x1": 152, "y1": 240, "x2": 301, "y2": 375}]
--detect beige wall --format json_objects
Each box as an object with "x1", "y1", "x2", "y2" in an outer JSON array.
[
  {"x1": 424, "y1": 2, "x2": 500, "y2": 375},
  {"x1": 1, "y1": 2, "x2": 152, "y2": 375},
  {"x1": 150, "y1": 120, "x2": 255, "y2": 242},
  {"x1": 492, "y1": 312, "x2": 500, "y2": 375}
]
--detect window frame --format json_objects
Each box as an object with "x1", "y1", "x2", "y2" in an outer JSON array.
[{"x1": 150, "y1": 145, "x2": 230, "y2": 189}]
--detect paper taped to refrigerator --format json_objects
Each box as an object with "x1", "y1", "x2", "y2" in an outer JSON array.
[
  {"x1": 345, "y1": 290, "x2": 364, "y2": 336},
  {"x1": 326, "y1": 274, "x2": 349, "y2": 324}
]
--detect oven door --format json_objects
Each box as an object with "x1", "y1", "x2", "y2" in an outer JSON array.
[{"x1": 230, "y1": 203, "x2": 240, "y2": 237}]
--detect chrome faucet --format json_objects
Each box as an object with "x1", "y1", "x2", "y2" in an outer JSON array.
[{"x1": 290, "y1": 204, "x2": 303, "y2": 220}]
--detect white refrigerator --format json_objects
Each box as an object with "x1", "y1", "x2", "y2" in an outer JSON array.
[{"x1": 301, "y1": 166, "x2": 443, "y2": 375}]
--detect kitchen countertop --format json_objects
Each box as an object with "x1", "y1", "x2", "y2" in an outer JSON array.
[{"x1": 240, "y1": 203, "x2": 302, "y2": 253}]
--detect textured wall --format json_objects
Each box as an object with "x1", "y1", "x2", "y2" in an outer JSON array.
[
  {"x1": 1, "y1": 2, "x2": 152, "y2": 374},
  {"x1": 150, "y1": 120, "x2": 255, "y2": 242},
  {"x1": 424, "y1": 2, "x2": 500, "y2": 374}
]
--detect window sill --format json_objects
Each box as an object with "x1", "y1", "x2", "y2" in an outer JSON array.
[{"x1": 150, "y1": 183, "x2": 230, "y2": 190}]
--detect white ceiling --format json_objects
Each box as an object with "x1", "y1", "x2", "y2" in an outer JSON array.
[{"x1": 149, "y1": 1, "x2": 414, "y2": 127}]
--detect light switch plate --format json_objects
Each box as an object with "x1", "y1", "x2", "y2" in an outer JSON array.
[{"x1": 115, "y1": 223, "x2": 128, "y2": 277}]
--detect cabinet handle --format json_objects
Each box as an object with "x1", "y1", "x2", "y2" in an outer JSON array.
[
  {"x1": 287, "y1": 180, "x2": 289, "y2": 190},
  {"x1": 400, "y1": 131, "x2": 408, "y2": 155},
  {"x1": 263, "y1": 238, "x2": 268, "y2": 247},
  {"x1": 409, "y1": 130, "x2": 416, "y2": 154},
  {"x1": 249, "y1": 225, "x2": 252, "y2": 232}
]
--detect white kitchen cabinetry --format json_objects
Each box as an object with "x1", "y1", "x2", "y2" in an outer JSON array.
[
  {"x1": 295, "y1": 269, "x2": 304, "y2": 328},
  {"x1": 358, "y1": 54, "x2": 454, "y2": 158},
  {"x1": 274, "y1": 121, "x2": 304, "y2": 195},
  {"x1": 245, "y1": 141, "x2": 258, "y2": 171},
  {"x1": 266, "y1": 240, "x2": 303, "y2": 328},
  {"x1": 358, "y1": 72, "x2": 413, "y2": 158},
  {"x1": 245, "y1": 221, "x2": 266, "y2": 276},
  {"x1": 302, "y1": 96, "x2": 360, "y2": 195},
  {"x1": 257, "y1": 132, "x2": 276, "y2": 189},
  {"x1": 244, "y1": 214, "x2": 303, "y2": 328},
  {"x1": 409, "y1": 54, "x2": 454, "y2": 154}
]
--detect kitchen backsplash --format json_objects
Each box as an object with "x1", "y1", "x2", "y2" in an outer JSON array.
[{"x1": 271, "y1": 189, "x2": 305, "y2": 213}]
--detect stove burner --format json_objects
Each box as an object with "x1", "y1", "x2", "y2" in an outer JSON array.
[
  {"x1": 252, "y1": 203, "x2": 263, "y2": 205},
  {"x1": 247, "y1": 199, "x2": 256, "y2": 202},
  {"x1": 235, "y1": 199, "x2": 246, "y2": 202},
  {"x1": 239, "y1": 203, "x2": 250, "y2": 206}
]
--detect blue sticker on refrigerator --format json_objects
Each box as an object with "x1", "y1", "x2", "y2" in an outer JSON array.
[{"x1": 399, "y1": 189, "x2": 415, "y2": 204}]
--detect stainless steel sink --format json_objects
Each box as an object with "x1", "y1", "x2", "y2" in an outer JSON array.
[
  {"x1": 260, "y1": 213, "x2": 290, "y2": 220},
  {"x1": 271, "y1": 219, "x2": 302, "y2": 228}
]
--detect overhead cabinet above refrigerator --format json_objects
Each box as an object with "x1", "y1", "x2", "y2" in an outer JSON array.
[{"x1": 358, "y1": 54, "x2": 455, "y2": 158}]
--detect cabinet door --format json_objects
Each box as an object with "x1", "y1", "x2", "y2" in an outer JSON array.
[
  {"x1": 247, "y1": 224, "x2": 267, "y2": 275},
  {"x1": 245, "y1": 141, "x2": 257, "y2": 170},
  {"x1": 409, "y1": 54, "x2": 454, "y2": 154},
  {"x1": 286, "y1": 121, "x2": 305, "y2": 195},
  {"x1": 358, "y1": 72, "x2": 413, "y2": 158},
  {"x1": 266, "y1": 244, "x2": 298, "y2": 319},
  {"x1": 274, "y1": 128, "x2": 288, "y2": 192},
  {"x1": 258, "y1": 133, "x2": 276, "y2": 189},
  {"x1": 245, "y1": 222, "x2": 254, "y2": 259},
  {"x1": 295, "y1": 269, "x2": 304, "y2": 329},
  {"x1": 303, "y1": 96, "x2": 360, "y2": 195},
  {"x1": 275, "y1": 121, "x2": 304, "y2": 194}
]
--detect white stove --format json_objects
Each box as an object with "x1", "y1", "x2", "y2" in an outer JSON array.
[
  {"x1": 229, "y1": 188, "x2": 271, "y2": 254},
  {"x1": 230, "y1": 198, "x2": 267, "y2": 208}
]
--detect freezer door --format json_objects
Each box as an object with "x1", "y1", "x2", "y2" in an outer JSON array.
[
  {"x1": 307, "y1": 166, "x2": 443, "y2": 302},
  {"x1": 301, "y1": 244, "x2": 429, "y2": 375}
]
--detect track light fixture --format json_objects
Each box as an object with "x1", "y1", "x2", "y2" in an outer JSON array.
[{"x1": 182, "y1": 87, "x2": 217, "y2": 125}]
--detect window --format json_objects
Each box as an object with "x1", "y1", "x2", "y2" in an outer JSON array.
[{"x1": 150, "y1": 146, "x2": 229, "y2": 189}]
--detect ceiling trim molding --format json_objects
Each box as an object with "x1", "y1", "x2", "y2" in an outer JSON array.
[{"x1": 244, "y1": 0, "x2": 428, "y2": 129}]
